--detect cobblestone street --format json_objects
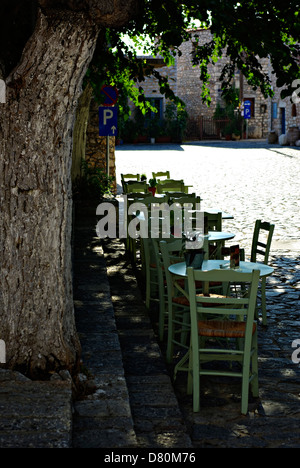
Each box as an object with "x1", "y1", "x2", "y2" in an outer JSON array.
[{"x1": 116, "y1": 140, "x2": 300, "y2": 252}]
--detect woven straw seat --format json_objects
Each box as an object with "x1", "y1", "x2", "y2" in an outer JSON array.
[
  {"x1": 198, "y1": 320, "x2": 256, "y2": 338},
  {"x1": 173, "y1": 293, "x2": 226, "y2": 307}
]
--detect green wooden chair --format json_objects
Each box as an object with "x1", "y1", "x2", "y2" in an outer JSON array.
[
  {"x1": 125, "y1": 194, "x2": 150, "y2": 263},
  {"x1": 203, "y1": 211, "x2": 223, "y2": 259},
  {"x1": 241, "y1": 220, "x2": 275, "y2": 325},
  {"x1": 157, "y1": 179, "x2": 185, "y2": 194},
  {"x1": 121, "y1": 173, "x2": 140, "y2": 192},
  {"x1": 141, "y1": 235, "x2": 159, "y2": 309},
  {"x1": 160, "y1": 239, "x2": 191, "y2": 363},
  {"x1": 123, "y1": 180, "x2": 148, "y2": 194},
  {"x1": 151, "y1": 238, "x2": 168, "y2": 340},
  {"x1": 204, "y1": 211, "x2": 222, "y2": 231},
  {"x1": 151, "y1": 236, "x2": 181, "y2": 341},
  {"x1": 138, "y1": 195, "x2": 169, "y2": 309},
  {"x1": 182, "y1": 267, "x2": 260, "y2": 414},
  {"x1": 168, "y1": 194, "x2": 201, "y2": 210}
]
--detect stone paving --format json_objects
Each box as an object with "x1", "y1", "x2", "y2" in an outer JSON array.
[
  {"x1": 0, "y1": 369, "x2": 73, "y2": 448},
  {"x1": 100, "y1": 238, "x2": 300, "y2": 448},
  {"x1": 72, "y1": 207, "x2": 138, "y2": 448}
]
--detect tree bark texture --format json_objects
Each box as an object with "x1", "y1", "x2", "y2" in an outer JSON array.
[
  {"x1": 71, "y1": 82, "x2": 93, "y2": 182},
  {"x1": 0, "y1": 9, "x2": 100, "y2": 375}
]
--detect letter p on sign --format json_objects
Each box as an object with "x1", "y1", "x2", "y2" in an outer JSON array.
[
  {"x1": 99, "y1": 106, "x2": 118, "y2": 136},
  {"x1": 104, "y1": 109, "x2": 113, "y2": 125}
]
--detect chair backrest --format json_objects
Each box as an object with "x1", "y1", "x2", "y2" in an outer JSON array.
[
  {"x1": 168, "y1": 192, "x2": 195, "y2": 198},
  {"x1": 169, "y1": 195, "x2": 201, "y2": 210},
  {"x1": 151, "y1": 237, "x2": 182, "y2": 299},
  {"x1": 251, "y1": 220, "x2": 275, "y2": 264},
  {"x1": 157, "y1": 180, "x2": 185, "y2": 194},
  {"x1": 187, "y1": 267, "x2": 260, "y2": 330},
  {"x1": 152, "y1": 171, "x2": 170, "y2": 180},
  {"x1": 121, "y1": 173, "x2": 140, "y2": 183},
  {"x1": 123, "y1": 180, "x2": 148, "y2": 194},
  {"x1": 141, "y1": 194, "x2": 169, "y2": 206},
  {"x1": 204, "y1": 211, "x2": 222, "y2": 232},
  {"x1": 135, "y1": 195, "x2": 170, "y2": 238},
  {"x1": 126, "y1": 192, "x2": 150, "y2": 200},
  {"x1": 121, "y1": 173, "x2": 140, "y2": 191},
  {"x1": 160, "y1": 239, "x2": 185, "y2": 295}
]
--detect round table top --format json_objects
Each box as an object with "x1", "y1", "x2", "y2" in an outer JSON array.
[
  {"x1": 168, "y1": 260, "x2": 274, "y2": 278},
  {"x1": 204, "y1": 231, "x2": 235, "y2": 242}
]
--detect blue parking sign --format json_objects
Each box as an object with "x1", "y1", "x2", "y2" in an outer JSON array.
[
  {"x1": 99, "y1": 107, "x2": 118, "y2": 136},
  {"x1": 244, "y1": 100, "x2": 251, "y2": 119}
]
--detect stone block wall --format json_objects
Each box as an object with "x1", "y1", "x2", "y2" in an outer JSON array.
[
  {"x1": 177, "y1": 29, "x2": 271, "y2": 138},
  {"x1": 241, "y1": 57, "x2": 270, "y2": 139},
  {"x1": 268, "y1": 73, "x2": 300, "y2": 140},
  {"x1": 85, "y1": 99, "x2": 117, "y2": 194},
  {"x1": 128, "y1": 56, "x2": 178, "y2": 118},
  {"x1": 177, "y1": 29, "x2": 223, "y2": 120}
]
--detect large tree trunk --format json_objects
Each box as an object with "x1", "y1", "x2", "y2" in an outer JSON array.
[
  {"x1": 0, "y1": 9, "x2": 100, "y2": 376},
  {"x1": 71, "y1": 83, "x2": 93, "y2": 182}
]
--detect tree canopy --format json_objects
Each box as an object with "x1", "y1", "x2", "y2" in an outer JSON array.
[
  {"x1": 2, "y1": 0, "x2": 299, "y2": 111},
  {"x1": 86, "y1": 0, "x2": 300, "y2": 114}
]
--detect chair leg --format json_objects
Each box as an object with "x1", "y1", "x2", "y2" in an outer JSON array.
[
  {"x1": 187, "y1": 349, "x2": 193, "y2": 395},
  {"x1": 158, "y1": 293, "x2": 167, "y2": 341},
  {"x1": 261, "y1": 277, "x2": 267, "y2": 326},
  {"x1": 241, "y1": 352, "x2": 251, "y2": 415},
  {"x1": 192, "y1": 354, "x2": 200, "y2": 412},
  {"x1": 174, "y1": 350, "x2": 190, "y2": 381},
  {"x1": 166, "y1": 304, "x2": 175, "y2": 363},
  {"x1": 251, "y1": 332, "x2": 259, "y2": 398},
  {"x1": 145, "y1": 270, "x2": 150, "y2": 309},
  {"x1": 157, "y1": 267, "x2": 167, "y2": 341}
]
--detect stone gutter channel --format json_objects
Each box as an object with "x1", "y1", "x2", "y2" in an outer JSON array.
[{"x1": 72, "y1": 212, "x2": 192, "y2": 448}]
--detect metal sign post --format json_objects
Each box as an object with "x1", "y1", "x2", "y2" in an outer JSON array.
[
  {"x1": 99, "y1": 85, "x2": 119, "y2": 178},
  {"x1": 243, "y1": 100, "x2": 251, "y2": 139}
]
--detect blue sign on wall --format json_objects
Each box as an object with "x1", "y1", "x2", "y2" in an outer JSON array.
[
  {"x1": 244, "y1": 100, "x2": 251, "y2": 119},
  {"x1": 100, "y1": 85, "x2": 119, "y2": 107},
  {"x1": 99, "y1": 107, "x2": 118, "y2": 136}
]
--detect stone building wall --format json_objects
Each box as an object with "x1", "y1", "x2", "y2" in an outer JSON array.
[
  {"x1": 241, "y1": 57, "x2": 270, "y2": 138},
  {"x1": 268, "y1": 74, "x2": 300, "y2": 141},
  {"x1": 128, "y1": 56, "x2": 178, "y2": 117},
  {"x1": 176, "y1": 29, "x2": 271, "y2": 138},
  {"x1": 176, "y1": 29, "x2": 224, "y2": 120},
  {"x1": 85, "y1": 98, "x2": 117, "y2": 194},
  {"x1": 127, "y1": 28, "x2": 299, "y2": 141}
]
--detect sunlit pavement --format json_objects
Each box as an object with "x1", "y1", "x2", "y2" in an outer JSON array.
[{"x1": 116, "y1": 140, "x2": 300, "y2": 253}]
